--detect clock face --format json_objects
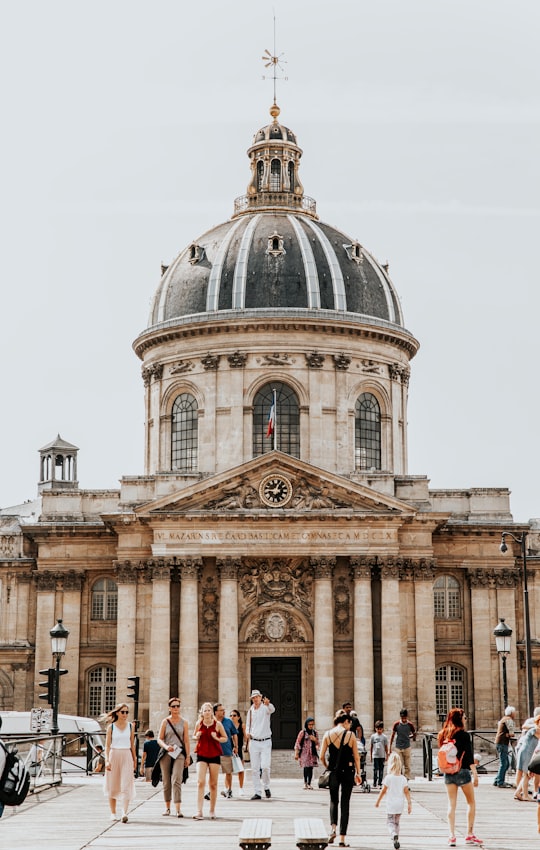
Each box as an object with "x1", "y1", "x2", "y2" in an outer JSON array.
[{"x1": 259, "y1": 474, "x2": 293, "y2": 507}]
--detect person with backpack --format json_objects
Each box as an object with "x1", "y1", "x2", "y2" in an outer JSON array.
[
  {"x1": 438, "y1": 707, "x2": 482, "y2": 847},
  {"x1": 294, "y1": 716, "x2": 320, "y2": 789},
  {"x1": 0, "y1": 715, "x2": 30, "y2": 813}
]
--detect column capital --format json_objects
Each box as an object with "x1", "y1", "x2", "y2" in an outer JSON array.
[
  {"x1": 34, "y1": 570, "x2": 59, "y2": 591},
  {"x1": 380, "y1": 558, "x2": 402, "y2": 580},
  {"x1": 310, "y1": 557, "x2": 336, "y2": 579},
  {"x1": 178, "y1": 557, "x2": 203, "y2": 580},
  {"x1": 467, "y1": 567, "x2": 520, "y2": 587},
  {"x1": 149, "y1": 560, "x2": 171, "y2": 581},
  {"x1": 350, "y1": 556, "x2": 373, "y2": 579},
  {"x1": 114, "y1": 560, "x2": 139, "y2": 583},
  {"x1": 62, "y1": 570, "x2": 85, "y2": 591},
  {"x1": 412, "y1": 558, "x2": 436, "y2": 581},
  {"x1": 217, "y1": 557, "x2": 241, "y2": 580}
]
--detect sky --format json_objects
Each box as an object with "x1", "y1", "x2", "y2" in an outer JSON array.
[{"x1": 1, "y1": 0, "x2": 538, "y2": 522}]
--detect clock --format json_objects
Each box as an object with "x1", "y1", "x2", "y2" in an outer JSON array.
[{"x1": 259, "y1": 474, "x2": 293, "y2": 507}]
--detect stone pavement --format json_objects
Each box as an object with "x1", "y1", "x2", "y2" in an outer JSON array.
[{"x1": 0, "y1": 770, "x2": 537, "y2": 850}]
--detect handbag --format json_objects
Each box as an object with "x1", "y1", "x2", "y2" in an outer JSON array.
[
  {"x1": 167, "y1": 719, "x2": 191, "y2": 783},
  {"x1": 528, "y1": 750, "x2": 540, "y2": 775},
  {"x1": 318, "y1": 769, "x2": 332, "y2": 789},
  {"x1": 151, "y1": 748, "x2": 167, "y2": 787},
  {"x1": 232, "y1": 754, "x2": 244, "y2": 774}
]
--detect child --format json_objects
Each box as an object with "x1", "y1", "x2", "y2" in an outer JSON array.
[
  {"x1": 375, "y1": 752, "x2": 412, "y2": 850},
  {"x1": 370, "y1": 721, "x2": 389, "y2": 789}
]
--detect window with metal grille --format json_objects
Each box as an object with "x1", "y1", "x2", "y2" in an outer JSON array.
[
  {"x1": 434, "y1": 575, "x2": 461, "y2": 619},
  {"x1": 288, "y1": 161, "x2": 294, "y2": 191},
  {"x1": 253, "y1": 382, "x2": 300, "y2": 458},
  {"x1": 88, "y1": 666, "x2": 116, "y2": 716},
  {"x1": 270, "y1": 159, "x2": 281, "y2": 191},
  {"x1": 257, "y1": 160, "x2": 264, "y2": 191},
  {"x1": 435, "y1": 664, "x2": 465, "y2": 718},
  {"x1": 171, "y1": 393, "x2": 198, "y2": 471},
  {"x1": 355, "y1": 393, "x2": 381, "y2": 470},
  {"x1": 91, "y1": 578, "x2": 118, "y2": 621}
]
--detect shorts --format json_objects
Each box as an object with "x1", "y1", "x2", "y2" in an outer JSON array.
[
  {"x1": 444, "y1": 768, "x2": 472, "y2": 787},
  {"x1": 196, "y1": 755, "x2": 221, "y2": 765},
  {"x1": 220, "y1": 755, "x2": 233, "y2": 774}
]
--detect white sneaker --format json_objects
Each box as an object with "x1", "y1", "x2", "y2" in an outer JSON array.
[
  {"x1": 239, "y1": 790, "x2": 245, "y2": 797},
  {"x1": 110, "y1": 814, "x2": 119, "y2": 821}
]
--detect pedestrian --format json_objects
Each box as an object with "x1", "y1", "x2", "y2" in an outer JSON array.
[
  {"x1": 294, "y1": 716, "x2": 320, "y2": 789},
  {"x1": 102, "y1": 703, "x2": 137, "y2": 823},
  {"x1": 342, "y1": 702, "x2": 364, "y2": 744},
  {"x1": 493, "y1": 706, "x2": 516, "y2": 788},
  {"x1": 319, "y1": 710, "x2": 361, "y2": 846},
  {"x1": 229, "y1": 709, "x2": 246, "y2": 796},
  {"x1": 192, "y1": 701, "x2": 228, "y2": 820},
  {"x1": 375, "y1": 751, "x2": 412, "y2": 849},
  {"x1": 140, "y1": 730, "x2": 160, "y2": 783},
  {"x1": 157, "y1": 698, "x2": 190, "y2": 817},
  {"x1": 514, "y1": 714, "x2": 540, "y2": 800},
  {"x1": 438, "y1": 707, "x2": 482, "y2": 847},
  {"x1": 214, "y1": 703, "x2": 238, "y2": 799},
  {"x1": 93, "y1": 744, "x2": 106, "y2": 774},
  {"x1": 245, "y1": 689, "x2": 275, "y2": 799},
  {"x1": 389, "y1": 709, "x2": 416, "y2": 780},
  {"x1": 370, "y1": 721, "x2": 389, "y2": 788}
]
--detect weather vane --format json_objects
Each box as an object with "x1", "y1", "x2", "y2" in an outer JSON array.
[{"x1": 261, "y1": 14, "x2": 288, "y2": 105}]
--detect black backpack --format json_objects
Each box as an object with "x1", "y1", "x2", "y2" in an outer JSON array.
[{"x1": 0, "y1": 743, "x2": 31, "y2": 806}]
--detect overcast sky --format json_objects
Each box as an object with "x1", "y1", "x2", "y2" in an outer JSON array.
[{"x1": 1, "y1": 0, "x2": 538, "y2": 522}]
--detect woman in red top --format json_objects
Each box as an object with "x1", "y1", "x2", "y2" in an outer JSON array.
[
  {"x1": 438, "y1": 708, "x2": 481, "y2": 847},
  {"x1": 192, "y1": 701, "x2": 228, "y2": 820}
]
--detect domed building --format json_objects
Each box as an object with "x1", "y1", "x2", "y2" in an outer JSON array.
[{"x1": 0, "y1": 103, "x2": 537, "y2": 740}]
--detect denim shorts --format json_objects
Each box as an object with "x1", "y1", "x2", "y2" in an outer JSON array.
[{"x1": 444, "y1": 768, "x2": 472, "y2": 787}]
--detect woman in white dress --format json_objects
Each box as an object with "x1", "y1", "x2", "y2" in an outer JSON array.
[{"x1": 103, "y1": 703, "x2": 136, "y2": 822}]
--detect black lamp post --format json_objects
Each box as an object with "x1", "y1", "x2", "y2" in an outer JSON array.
[
  {"x1": 493, "y1": 617, "x2": 512, "y2": 710},
  {"x1": 49, "y1": 618, "x2": 69, "y2": 735},
  {"x1": 500, "y1": 531, "x2": 534, "y2": 716}
]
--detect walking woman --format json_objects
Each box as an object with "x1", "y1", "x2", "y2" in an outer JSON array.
[
  {"x1": 438, "y1": 708, "x2": 482, "y2": 847},
  {"x1": 192, "y1": 701, "x2": 228, "y2": 820},
  {"x1": 230, "y1": 709, "x2": 246, "y2": 796},
  {"x1": 319, "y1": 711, "x2": 361, "y2": 846},
  {"x1": 103, "y1": 703, "x2": 136, "y2": 823},
  {"x1": 157, "y1": 697, "x2": 190, "y2": 817},
  {"x1": 294, "y1": 716, "x2": 320, "y2": 789}
]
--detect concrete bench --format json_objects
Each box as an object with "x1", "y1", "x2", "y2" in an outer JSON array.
[
  {"x1": 239, "y1": 817, "x2": 272, "y2": 850},
  {"x1": 295, "y1": 817, "x2": 329, "y2": 850}
]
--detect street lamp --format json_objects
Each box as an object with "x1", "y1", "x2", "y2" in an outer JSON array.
[
  {"x1": 493, "y1": 617, "x2": 512, "y2": 710},
  {"x1": 49, "y1": 619, "x2": 69, "y2": 735},
  {"x1": 500, "y1": 531, "x2": 534, "y2": 716}
]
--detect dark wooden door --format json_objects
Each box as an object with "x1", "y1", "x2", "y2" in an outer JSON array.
[{"x1": 251, "y1": 657, "x2": 301, "y2": 748}]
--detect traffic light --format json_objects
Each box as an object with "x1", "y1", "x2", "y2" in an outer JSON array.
[
  {"x1": 127, "y1": 676, "x2": 140, "y2": 704},
  {"x1": 39, "y1": 668, "x2": 55, "y2": 704}
]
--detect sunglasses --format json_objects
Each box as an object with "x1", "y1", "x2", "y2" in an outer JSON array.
[
  {"x1": 171, "y1": 704, "x2": 181, "y2": 708},
  {"x1": 119, "y1": 710, "x2": 129, "y2": 715}
]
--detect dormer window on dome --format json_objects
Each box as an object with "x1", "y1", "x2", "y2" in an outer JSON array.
[
  {"x1": 266, "y1": 232, "x2": 285, "y2": 256},
  {"x1": 344, "y1": 242, "x2": 364, "y2": 264},
  {"x1": 188, "y1": 242, "x2": 205, "y2": 264}
]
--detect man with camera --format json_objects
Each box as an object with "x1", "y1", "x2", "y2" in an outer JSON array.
[{"x1": 245, "y1": 689, "x2": 275, "y2": 800}]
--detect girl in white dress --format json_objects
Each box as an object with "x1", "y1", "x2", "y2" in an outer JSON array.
[{"x1": 103, "y1": 703, "x2": 136, "y2": 822}]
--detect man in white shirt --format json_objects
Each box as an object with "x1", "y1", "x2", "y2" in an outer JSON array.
[{"x1": 245, "y1": 689, "x2": 275, "y2": 799}]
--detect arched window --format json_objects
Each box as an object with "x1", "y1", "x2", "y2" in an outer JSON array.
[
  {"x1": 257, "y1": 160, "x2": 264, "y2": 191},
  {"x1": 435, "y1": 664, "x2": 465, "y2": 720},
  {"x1": 88, "y1": 666, "x2": 116, "y2": 716},
  {"x1": 171, "y1": 392, "x2": 198, "y2": 471},
  {"x1": 288, "y1": 161, "x2": 295, "y2": 192},
  {"x1": 91, "y1": 578, "x2": 118, "y2": 621},
  {"x1": 270, "y1": 159, "x2": 281, "y2": 191},
  {"x1": 355, "y1": 392, "x2": 381, "y2": 470},
  {"x1": 253, "y1": 382, "x2": 300, "y2": 458},
  {"x1": 434, "y1": 576, "x2": 461, "y2": 619}
]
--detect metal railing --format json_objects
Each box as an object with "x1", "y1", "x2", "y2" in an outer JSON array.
[
  {"x1": 2, "y1": 731, "x2": 103, "y2": 791},
  {"x1": 422, "y1": 730, "x2": 501, "y2": 780}
]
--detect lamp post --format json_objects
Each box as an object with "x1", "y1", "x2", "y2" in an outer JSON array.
[
  {"x1": 493, "y1": 618, "x2": 512, "y2": 710},
  {"x1": 500, "y1": 531, "x2": 534, "y2": 716},
  {"x1": 49, "y1": 619, "x2": 69, "y2": 735}
]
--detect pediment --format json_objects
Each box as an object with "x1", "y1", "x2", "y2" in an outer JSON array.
[{"x1": 135, "y1": 452, "x2": 416, "y2": 518}]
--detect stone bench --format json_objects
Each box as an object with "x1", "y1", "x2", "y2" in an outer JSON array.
[
  {"x1": 239, "y1": 817, "x2": 272, "y2": 850},
  {"x1": 295, "y1": 817, "x2": 329, "y2": 850}
]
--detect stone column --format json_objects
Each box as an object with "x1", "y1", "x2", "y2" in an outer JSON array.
[
  {"x1": 218, "y1": 558, "x2": 240, "y2": 710},
  {"x1": 413, "y1": 560, "x2": 437, "y2": 730},
  {"x1": 12, "y1": 662, "x2": 31, "y2": 711},
  {"x1": 33, "y1": 572, "x2": 58, "y2": 703},
  {"x1": 380, "y1": 560, "x2": 403, "y2": 723},
  {"x1": 149, "y1": 561, "x2": 171, "y2": 730},
  {"x1": 178, "y1": 558, "x2": 201, "y2": 725},
  {"x1": 351, "y1": 557, "x2": 374, "y2": 733},
  {"x1": 61, "y1": 571, "x2": 84, "y2": 715},
  {"x1": 468, "y1": 569, "x2": 495, "y2": 728},
  {"x1": 15, "y1": 573, "x2": 32, "y2": 644},
  {"x1": 114, "y1": 562, "x2": 138, "y2": 706},
  {"x1": 312, "y1": 557, "x2": 335, "y2": 731}
]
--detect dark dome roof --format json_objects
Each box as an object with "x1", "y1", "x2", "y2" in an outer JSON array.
[{"x1": 148, "y1": 213, "x2": 404, "y2": 327}]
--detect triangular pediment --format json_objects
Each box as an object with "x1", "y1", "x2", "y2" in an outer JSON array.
[{"x1": 135, "y1": 452, "x2": 416, "y2": 518}]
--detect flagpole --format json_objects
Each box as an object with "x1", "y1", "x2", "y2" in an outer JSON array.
[{"x1": 273, "y1": 388, "x2": 277, "y2": 451}]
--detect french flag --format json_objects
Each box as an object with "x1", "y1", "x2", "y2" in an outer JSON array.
[{"x1": 266, "y1": 398, "x2": 275, "y2": 438}]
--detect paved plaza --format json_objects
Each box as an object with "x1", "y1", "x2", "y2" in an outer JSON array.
[{"x1": 0, "y1": 767, "x2": 537, "y2": 850}]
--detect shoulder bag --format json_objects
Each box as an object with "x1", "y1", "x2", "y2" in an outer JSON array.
[{"x1": 318, "y1": 730, "x2": 347, "y2": 789}]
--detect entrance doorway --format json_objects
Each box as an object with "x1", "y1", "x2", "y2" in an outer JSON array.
[{"x1": 251, "y1": 657, "x2": 301, "y2": 748}]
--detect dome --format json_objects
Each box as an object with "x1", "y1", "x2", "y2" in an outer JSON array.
[{"x1": 142, "y1": 103, "x2": 407, "y2": 340}]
